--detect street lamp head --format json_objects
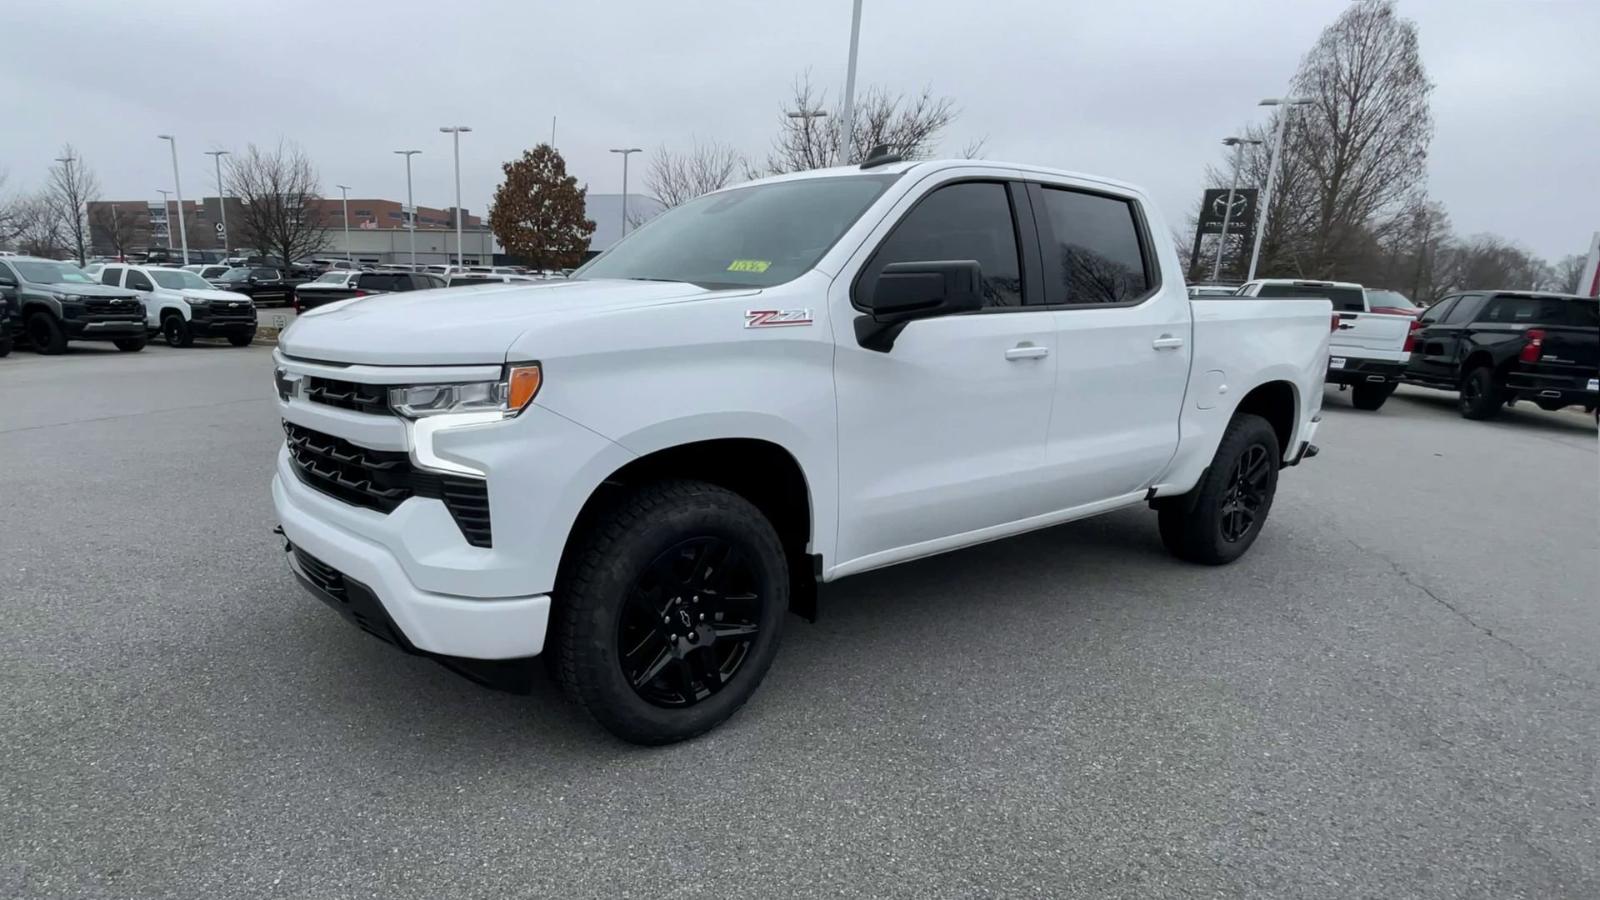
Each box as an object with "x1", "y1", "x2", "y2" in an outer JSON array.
[
  {"x1": 1258, "y1": 97, "x2": 1314, "y2": 107},
  {"x1": 395, "y1": 149, "x2": 422, "y2": 156},
  {"x1": 157, "y1": 134, "x2": 173, "y2": 141},
  {"x1": 787, "y1": 110, "x2": 828, "y2": 119},
  {"x1": 205, "y1": 149, "x2": 230, "y2": 157},
  {"x1": 439, "y1": 126, "x2": 472, "y2": 133},
  {"x1": 1222, "y1": 137, "x2": 1264, "y2": 147},
  {"x1": 610, "y1": 148, "x2": 642, "y2": 155}
]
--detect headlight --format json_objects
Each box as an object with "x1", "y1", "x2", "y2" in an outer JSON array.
[
  {"x1": 183, "y1": 296, "x2": 211, "y2": 306},
  {"x1": 388, "y1": 363, "x2": 542, "y2": 419}
]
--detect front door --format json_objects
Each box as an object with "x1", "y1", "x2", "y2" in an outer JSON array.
[{"x1": 832, "y1": 178, "x2": 1058, "y2": 570}]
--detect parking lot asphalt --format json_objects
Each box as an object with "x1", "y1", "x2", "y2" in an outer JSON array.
[{"x1": 3, "y1": 343, "x2": 1596, "y2": 899}]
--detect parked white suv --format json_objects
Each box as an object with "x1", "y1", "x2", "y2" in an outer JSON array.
[
  {"x1": 272, "y1": 158, "x2": 1331, "y2": 743},
  {"x1": 97, "y1": 264, "x2": 258, "y2": 347},
  {"x1": 1234, "y1": 278, "x2": 1412, "y2": 410}
]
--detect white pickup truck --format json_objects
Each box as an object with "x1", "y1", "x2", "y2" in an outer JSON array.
[
  {"x1": 272, "y1": 157, "x2": 1331, "y2": 744},
  {"x1": 1235, "y1": 278, "x2": 1413, "y2": 410}
]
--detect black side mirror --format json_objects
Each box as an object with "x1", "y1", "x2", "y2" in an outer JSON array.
[{"x1": 854, "y1": 260, "x2": 984, "y2": 352}]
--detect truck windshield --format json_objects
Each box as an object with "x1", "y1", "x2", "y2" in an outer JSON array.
[
  {"x1": 576, "y1": 174, "x2": 900, "y2": 289},
  {"x1": 150, "y1": 269, "x2": 214, "y2": 291},
  {"x1": 14, "y1": 260, "x2": 96, "y2": 285}
]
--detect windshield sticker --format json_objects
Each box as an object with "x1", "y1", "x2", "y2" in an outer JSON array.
[{"x1": 727, "y1": 259, "x2": 772, "y2": 273}]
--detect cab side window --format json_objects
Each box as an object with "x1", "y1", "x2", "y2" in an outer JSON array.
[
  {"x1": 858, "y1": 181, "x2": 1023, "y2": 308},
  {"x1": 1036, "y1": 187, "x2": 1152, "y2": 304},
  {"x1": 100, "y1": 266, "x2": 124, "y2": 287},
  {"x1": 126, "y1": 270, "x2": 154, "y2": 292},
  {"x1": 1417, "y1": 297, "x2": 1456, "y2": 324},
  {"x1": 1441, "y1": 293, "x2": 1486, "y2": 324}
]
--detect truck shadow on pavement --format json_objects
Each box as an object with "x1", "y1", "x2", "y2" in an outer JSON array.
[
  {"x1": 285, "y1": 506, "x2": 1188, "y2": 755},
  {"x1": 1382, "y1": 390, "x2": 1596, "y2": 435}
]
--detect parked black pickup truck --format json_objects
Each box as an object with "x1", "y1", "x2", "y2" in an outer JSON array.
[
  {"x1": 292, "y1": 270, "x2": 445, "y2": 312},
  {"x1": 1402, "y1": 291, "x2": 1598, "y2": 420},
  {"x1": 210, "y1": 266, "x2": 304, "y2": 307}
]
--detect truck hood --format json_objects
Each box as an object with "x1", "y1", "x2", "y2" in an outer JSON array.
[
  {"x1": 43, "y1": 282, "x2": 139, "y2": 299},
  {"x1": 278, "y1": 278, "x2": 742, "y2": 365}
]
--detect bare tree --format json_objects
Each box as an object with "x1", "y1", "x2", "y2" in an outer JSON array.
[
  {"x1": 0, "y1": 171, "x2": 25, "y2": 248},
  {"x1": 1552, "y1": 254, "x2": 1588, "y2": 294},
  {"x1": 645, "y1": 139, "x2": 745, "y2": 212},
  {"x1": 1203, "y1": 0, "x2": 1431, "y2": 281},
  {"x1": 13, "y1": 193, "x2": 68, "y2": 258},
  {"x1": 765, "y1": 75, "x2": 962, "y2": 174},
  {"x1": 90, "y1": 203, "x2": 141, "y2": 260},
  {"x1": 47, "y1": 145, "x2": 100, "y2": 264},
  {"x1": 224, "y1": 141, "x2": 329, "y2": 267}
]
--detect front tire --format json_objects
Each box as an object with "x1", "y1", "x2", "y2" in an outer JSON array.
[
  {"x1": 1459, "y1": 366, "x2": 1503, "y2": 420},
  {"x1": 1351, "y1": 381, "x2": 1395, "y2": 411},
  {"x1": 162, "y1": 315, "x2": 194, "y2": 348},
  {"x1": 1158, "y1": 413, "x2": 1281, "y2": 565},
  {"x1": 113, "y1": 337, "x2": 146, "y2": 352},
  {"x1": 26, "y1": 313, "x2": 67, "y2": 354},
  {"x1": 554, "y1": 480, "x2": 788, "y2": 745}
]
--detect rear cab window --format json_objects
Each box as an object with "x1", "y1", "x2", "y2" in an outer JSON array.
[
  {"x1": 1479, "y1": 294, "x2": 1585, "y2": 325},
  {"x1": 1255, "y1": 282, "x2": 1366, "y2": 312}
]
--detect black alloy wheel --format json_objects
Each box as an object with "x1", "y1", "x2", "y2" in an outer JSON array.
[
  {"x1": 618, "y1": 536, "x2": 764, "y2": 708},
  {"x1": 1218, "y1": 444, "x2": 1271, "y2": 543}
]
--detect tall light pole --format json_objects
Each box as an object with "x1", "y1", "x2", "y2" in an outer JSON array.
[
  {"x1": 439, "y1": 126, "x2": 471, "y2": 267},
  {"x1": 157, "y1": 134, "x2": 189, "y2": 265},
  {"x1": 205, "y1": 150, "x2": 230, "y2": 255},
  {"x1": 54, "y1": 153, "x2": 84, "y2": 264},
  {"x1": 609, "y1": 148, "x2": 642, "y2": 239},
  {"x1": 394, "y1": 150, "x2": 421, "y2": 267},
  {"x1": 336, "y1": 184, "x2": 353, "y2": 263},
  {"x1": 1246, "y1": 97, "x2": 1313, "y2": 281},
  {"x1": 155, "y1": 189, "x2": 172, "y2": 252},
  {"x1": 1212, "y1": 136, "x2": 1262, "y2": 282},
  {"x1": 838, "y1": 0, "x2": 864, "y2": 164}
]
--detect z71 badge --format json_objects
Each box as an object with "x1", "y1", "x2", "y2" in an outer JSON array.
[{"x1": 744, "y1": 309, "x2": 813, "y2": 328}]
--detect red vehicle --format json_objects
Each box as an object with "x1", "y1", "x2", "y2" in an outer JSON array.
[{"x1": 1364, "y1": 289, "x2": 1421, "y2": 317}]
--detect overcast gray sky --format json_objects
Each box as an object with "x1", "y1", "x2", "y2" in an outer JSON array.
[{"x1": 3, "y1": 0, "x2": 1594, "y2": 261}]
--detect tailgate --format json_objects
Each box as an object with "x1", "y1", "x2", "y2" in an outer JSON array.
[
  {"x1": 1535, "y1": 325, "x2": 1598, "y2": 379},
  {"x1": 1332, "y1": 311, "x2": 1410, "y2": 360}
]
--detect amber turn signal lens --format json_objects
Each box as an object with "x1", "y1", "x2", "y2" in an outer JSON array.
[{"x1": 507, "y1": 364, "x2": 542, "y2": 413}]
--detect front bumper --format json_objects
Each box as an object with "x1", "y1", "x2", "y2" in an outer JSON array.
[
  {"x1": 64, "y1": 318, "x2": 145, "y2": 339},
  {"x1": 274, "y1": 466, "x2": 550, "y2": 659},
  {"x1": 190, "y1": 307, "x2": 257, "y2": 336},
  {"x1": 1326, "y1": 356, "x2": 1406, "y2": 386}
]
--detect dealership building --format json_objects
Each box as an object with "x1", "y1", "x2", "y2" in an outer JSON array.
[{"x1": 86, "y1": 192, "x2": 660, "y2": 266}]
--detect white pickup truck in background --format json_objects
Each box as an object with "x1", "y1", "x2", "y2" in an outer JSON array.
[
  {"x1": 1235, "y1": 278, "x2": 1413, "y2": 410},
  {"x1": 272, "y1": 156, "x2": 1332, "y2": 743}
]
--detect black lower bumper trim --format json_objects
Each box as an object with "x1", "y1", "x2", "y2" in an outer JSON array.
[
  {"x1": 1326, "y1": 357, "x2": 1406, "y2": 386},
  {"x1": 287, "y1": 542, "x2": 534, "y2": 693}
]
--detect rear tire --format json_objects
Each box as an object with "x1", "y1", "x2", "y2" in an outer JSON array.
[
  {"x1": 227, "y1": 331, "x2": 255, "y2": 347},
  {"x1": 1351, "y1": 381, "x2": 1396, "y2": 411},
  {"x1": 113, "y1": 337, "x2": 146, "y2": 352},
  {"x1": 1459, "y1": 367, "x2": 1503, "y2": 420},
  {"x1": 1158, "y1": 413, "x2": 1280, "y2": 566},
  {"x1": 0, "y1": 334, "x2": 11, "y2": 357},
  {"x1": 162, "y1": 315, "x2": 194, "y2": 348},
  {"x1": 26, "y1": 313, "x2": 67, "y2": 355},
  {"x1": 554, "y1": 480, "x2": 788, "y2": 745}
]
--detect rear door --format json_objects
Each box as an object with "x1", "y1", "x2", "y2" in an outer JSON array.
[{"x1": 1029, "y1": 181, "x2": 1190, "y2": 508}]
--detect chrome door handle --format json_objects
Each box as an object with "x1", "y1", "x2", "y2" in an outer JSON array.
[
  {"x1": 1005, "y1": 343, "x2": 1049, "y2": 360},
  {"x1": 1152, "y1": 335, "x2": 1185, "y2": 350}
]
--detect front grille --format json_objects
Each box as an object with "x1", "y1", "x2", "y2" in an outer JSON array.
[
  {"x1": 283, "y1": 421, "x2": 492, "y2": 547},
  {"x1": 304, "y1": 376, "x2": 391, "y2": 415}
]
